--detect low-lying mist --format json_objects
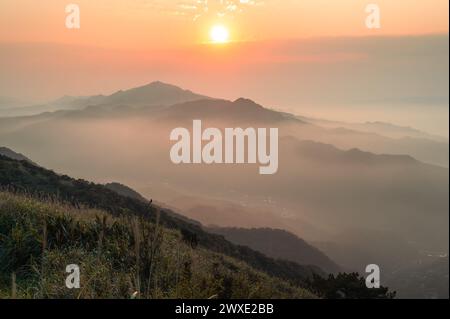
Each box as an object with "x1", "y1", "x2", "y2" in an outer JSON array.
[{"x1": 1, "y1": 111, "x2": 448, "y2": 271}]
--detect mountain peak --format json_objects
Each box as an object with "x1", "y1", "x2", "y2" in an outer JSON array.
[
  {"x1": 104, "y1": 81, "x2": 210, "y2": 107},
  {"x1": 144, "y1": 81, "x2": 183, "y2": 90},
  {"x1": 233, "y1": 98, "x2": 264, "y2": 110},
  {"x1": 234, "y1": 97, "x2": 257, "y2": 104}
]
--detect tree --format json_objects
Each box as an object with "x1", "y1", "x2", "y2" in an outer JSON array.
[{"x1": 305, "y1": 273, "x2": 396, "y2": 299}]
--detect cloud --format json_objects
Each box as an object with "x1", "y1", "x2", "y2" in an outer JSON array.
[{"x1": 145, "y1": 0, "x2": 266, "y2": 20}]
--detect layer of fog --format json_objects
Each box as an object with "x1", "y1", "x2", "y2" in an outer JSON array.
[{"x1": 1, "y1": 112, "x2": 447, "y2": 274}]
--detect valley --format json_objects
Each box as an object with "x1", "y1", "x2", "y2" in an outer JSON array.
[{"x1": 0, "y1": 82, "x2": 448, "y2": 298}]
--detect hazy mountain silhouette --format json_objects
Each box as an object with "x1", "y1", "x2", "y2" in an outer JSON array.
[
  {"x1": 0, "y1": 81, "x2": 210, "y2": 117},
  {"x1": 296, "y1": 116, "x2": 448, "y2": 142},
  {"x1": 147, "y1": 95, "x2": 448, "y2": 167},
  {"x1": 47, "y1": 81, "x2": 210, "y2": 112},
  {"x1": 102, "y1": 81, "x2": 210, "y2": 107},
  {"x1": 0, "y1": 82, "x2": 448, "y2": 299},
  {"x1": 281, "y1": 138, "x2": 419, "y2": 166},
  {"x1": 314, "y1": 228, "x2": 419, "y2": 272},
  {"x1": 0, "y1": 82, "x2": 446, "y2": 168},
  {"x1": 209, "y1": 227, "x2": 340, "y2": 274},
  {"x1": 49, "y1": 94, "x2": 107, "y2": 109},
  {"x1": 154, "y1": 97, "x2": 298, "y2": 125}
]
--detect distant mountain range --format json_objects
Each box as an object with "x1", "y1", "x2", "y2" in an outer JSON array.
[
  {"x1": 53, "y1": 83, "x2": 449, "y2": 167},
  {"x1": 296, "y1": 116, "x2": 448, "y2": 142},
  {"x1": 0, "y1": 81, "x2": 210, "y2": 117},
  {"x1": 0, "y1": 81, "x2": 447, "y2": 298},
  {"x1": 2, "y1": 82, "x2": 446, "y2": 166}
]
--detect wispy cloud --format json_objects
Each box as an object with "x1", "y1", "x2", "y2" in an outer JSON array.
[{"x1": 143, "y1": 0, "x2": 266, "y2": 20}]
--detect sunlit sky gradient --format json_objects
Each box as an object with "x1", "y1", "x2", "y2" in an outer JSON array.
[
  {"x1": 0, "y1": 1, "x2": 448, "y2": 135},
  {"x1": 1, "y1": 0, "x2": 448, "y2": 47}
]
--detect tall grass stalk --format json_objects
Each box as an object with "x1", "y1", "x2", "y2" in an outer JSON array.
[
  {"x1": 132, "y1": 217, "x2": 141, "y2": 298},
  {"x1": 11, "y1": 272, "x2": 17, "y2": 299},
  {"x1": 146, "y1": 207, "x2": 161, "y2": 297}
]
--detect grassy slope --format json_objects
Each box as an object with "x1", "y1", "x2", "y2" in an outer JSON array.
[
  {"x1": 0, "y1": 192, "x2": 315, "y2": 299},
  {"x1": 0, "y1": 155, "x2": 321, "y2": 298}
]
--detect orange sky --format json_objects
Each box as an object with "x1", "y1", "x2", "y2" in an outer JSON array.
[
  {"x1": 0, "y1": 1, "x2": 448, "y2": 136},
  {"x1": 0, "y1": 0, "x2": 448, "y2": 49}
]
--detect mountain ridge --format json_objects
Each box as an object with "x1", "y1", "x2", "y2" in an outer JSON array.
[
  {"x1": 0, "y1": 146, "x2": 35, "y2": 164},
  {"x1": 208, "y1": 227, "x2": 340, "y2": 274},
  {"x1": 0, "y1": 153, "x2": 324, "y2": 283},
  {"x1": 0, "y1": 81, "x2": 211, "y2": 117}
]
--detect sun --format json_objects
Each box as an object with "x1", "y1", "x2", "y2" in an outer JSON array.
[{"x1": 210, "y1": 25, "x2": 230, "y2": 44}]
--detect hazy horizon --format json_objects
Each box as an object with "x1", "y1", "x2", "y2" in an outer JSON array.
[
  {"x1": 1, "y1": 33, "x2": 448, "y2": 135},
  {"x1": 1, "y1": 1, "x2": 449, "y2": 135}
]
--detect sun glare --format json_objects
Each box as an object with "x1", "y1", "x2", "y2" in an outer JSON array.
[{"x1": 210, "y1": 25, "x2": 230, "y2": 44}]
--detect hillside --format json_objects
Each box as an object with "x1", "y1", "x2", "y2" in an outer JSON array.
[
  {"x1": 0, "y1": 153, "x2": 399, "y2": 299},
  {"x1": 0, "y1": 147, "x2": 34, "y2": 164},
  {"x1": 105, "y1": 182, "x2": 148, "y2": 202},
  {"x1": 0, "y1": 154, "x2": 322, "y2": 286},
  {"x1": 208, "y1": 227, "x2": 340, "y2": 274},
  {"x1": 0, "y1": 191, "x2": 315, "y2": 299}
]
